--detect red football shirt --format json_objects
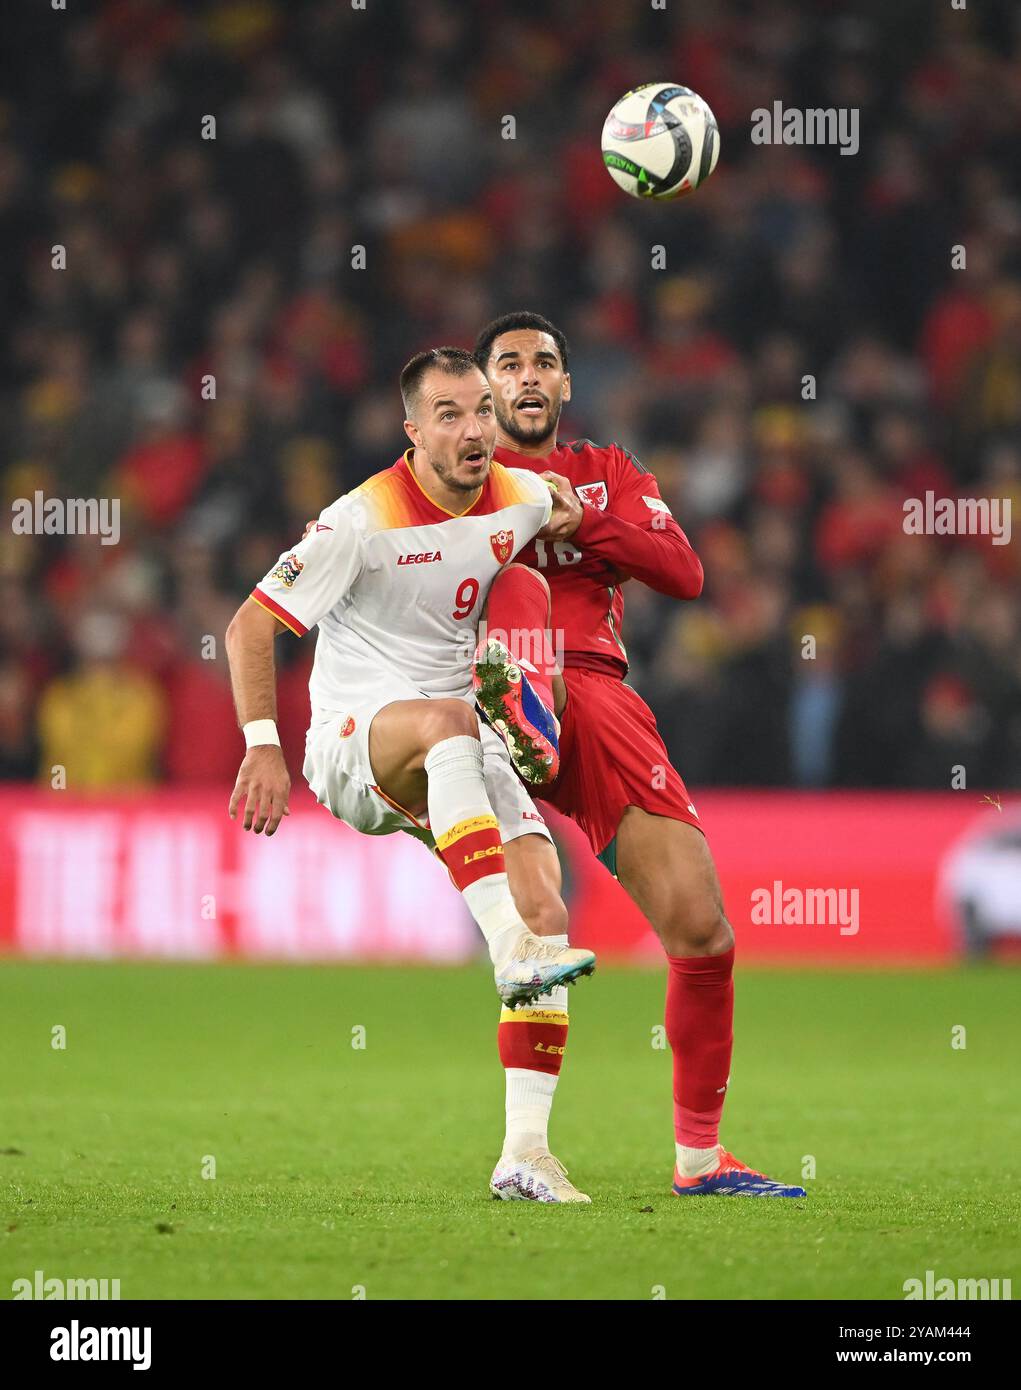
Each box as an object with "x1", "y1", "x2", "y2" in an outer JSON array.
[{"x1": 494, "y1": 439, "x2": 704, "y2": 677}]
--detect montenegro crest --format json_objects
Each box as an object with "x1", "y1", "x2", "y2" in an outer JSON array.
[
  {"x1": 490, "y1": 529, "x2": 514, "y2": 564},
  {"x1": 271, "y1": 553, "x2": 304, "y2": 588}
]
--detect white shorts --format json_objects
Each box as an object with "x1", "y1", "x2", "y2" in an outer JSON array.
[{"x1": 302, "y1": 685, "x2": 552, "y2": 852}]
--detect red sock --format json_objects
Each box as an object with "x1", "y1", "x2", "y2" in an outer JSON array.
[
  {"x1": 482, "y1": 565, "x2": 557, "y2": 710},
  {"x1": 435, "y1": 815, "x2": 504, "y2": 890},
  {"x1": 498, "y1": 1003, "x2": 569, "y2": 1076},
  {"x1": 665, "y1": 948, "x2": 735, "y2": 1149}
]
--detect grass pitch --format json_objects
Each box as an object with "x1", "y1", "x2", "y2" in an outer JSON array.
[{"x1": 1, "y1": 960, "x2": 1018, "y2": 1300}]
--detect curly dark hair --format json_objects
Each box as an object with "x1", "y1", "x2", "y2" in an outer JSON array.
[{"x1": 473, "y1": 312, "x2": 569, "y2": 373}]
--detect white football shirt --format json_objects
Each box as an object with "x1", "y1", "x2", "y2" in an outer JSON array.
[{"x1": 251, "y1": 451, "x2": 552, "y2": 725}]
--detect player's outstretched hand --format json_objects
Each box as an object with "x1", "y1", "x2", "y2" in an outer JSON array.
[
  {"x1": 539, "y1": 471, "x2": 584, "y2": 541},
  {"x1": 229, "y1": 746, "x2": 291, "y2": 836}
]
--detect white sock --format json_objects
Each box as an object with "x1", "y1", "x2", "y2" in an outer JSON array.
[
  {"x1": 462, "y1": 871, "x2": 530, "y2": 964},
  {"x1": 503, "y1": 933, "x2": 569, "y2": 1156},
  {"x1": 675, "y1": 1142, "x2": 721, "y2": 1178},
  {"x1": 424, "y1": 735, "x2": 527, "y2": 963},
  {"x1": 503, "y1": 1069, "x2": 557, "y2": 1155}
]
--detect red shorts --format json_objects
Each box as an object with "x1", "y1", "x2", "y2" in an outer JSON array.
[{"x1": 540, "y1": 666, "x2": 704, "y2": 863}]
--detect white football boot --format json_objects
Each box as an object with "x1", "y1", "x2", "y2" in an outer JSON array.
[
  {"x1": 490, "y1": 1150, "x2": 592, "y2": 1203},
  {"x1": 494, "y1": 933, "x2": 596, "y2": 1008}
]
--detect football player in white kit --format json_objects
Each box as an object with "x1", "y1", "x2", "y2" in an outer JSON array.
[{"x1": 225, "y1": 348, "x2": 595, "y2": 1202}]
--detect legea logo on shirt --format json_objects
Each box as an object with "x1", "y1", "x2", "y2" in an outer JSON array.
[{"x1": 396, "y1": 551, "x2": 443, "y2": 565}]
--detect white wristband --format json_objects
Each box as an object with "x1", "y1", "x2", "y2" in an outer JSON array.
[{"x1": 243, "y1": 719, "x2": 280, "y2": 749}]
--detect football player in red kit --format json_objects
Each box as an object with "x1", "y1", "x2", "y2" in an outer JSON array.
[{"x1": 474, "y1": 311, "x2": 806, "y2": 1199}]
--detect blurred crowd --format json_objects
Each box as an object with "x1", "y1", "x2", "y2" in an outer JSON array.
[{"x1": 2, "y1": 0, "x2": 1020, "y2": 792}]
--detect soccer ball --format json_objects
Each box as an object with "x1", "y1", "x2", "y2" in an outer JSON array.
[{"x1": 601, "y1": 83, "x2": 720, "y2": 200}]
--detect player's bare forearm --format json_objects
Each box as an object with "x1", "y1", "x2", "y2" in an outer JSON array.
[
  {"x1": 225, "y1": 598, "x2": 285, "y2": 725},
  {"x1": 225, "y1": 599, "x2": 292, "y2": 835}
]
